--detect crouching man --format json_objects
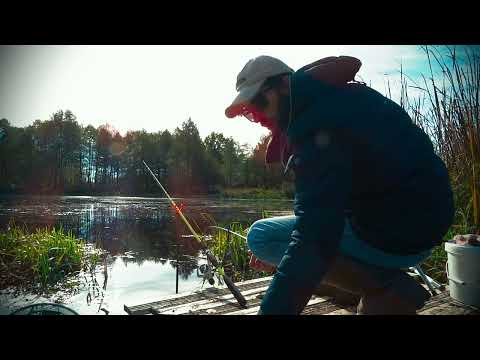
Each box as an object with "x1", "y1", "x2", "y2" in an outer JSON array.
[{"x1": 224, "y1": 55, "x2": 454, "y2": 315}]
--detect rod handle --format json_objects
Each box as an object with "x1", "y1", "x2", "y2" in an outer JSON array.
[
  {"x1": 224, "y1": 275, "x2": 248, "y2": 309},
  {"x1": 205, "y1": 251, "x2": 248, "y2": 309}
]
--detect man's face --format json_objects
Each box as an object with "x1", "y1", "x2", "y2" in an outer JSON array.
[{"x1": 249, "y1": 79, "x2": 290, "y2": 131}]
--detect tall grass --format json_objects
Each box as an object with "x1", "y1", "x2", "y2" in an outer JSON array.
[
  {"x1": 206, "y1": 221, "x2": 273, "y2": 282},
  {"x1": 0, "y1": 224, "x2": 102, "y2": 289},
  {"x1": 394, "y1": 45, "x2": 480, "y2": 282},
  {"x1": 208, "y1": 222, "x2": 250, "y2": 281},
  {"x1": 399, "y1": 45, "x2": 479, "y2": 233}
]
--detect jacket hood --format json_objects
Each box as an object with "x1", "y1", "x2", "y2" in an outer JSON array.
[{"x1": 265, "y1": 56, "x2": 362, "y2": 163}]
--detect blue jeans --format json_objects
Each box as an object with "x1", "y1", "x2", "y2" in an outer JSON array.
[{"x1": 247, "y1": 215, "x2": 432, "y2": 269}]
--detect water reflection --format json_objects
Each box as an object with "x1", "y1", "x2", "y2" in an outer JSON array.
[{"x1": 0, "y1": 195, "x2": 293, "y2": 314}]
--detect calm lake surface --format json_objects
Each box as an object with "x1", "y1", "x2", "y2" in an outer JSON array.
[{"x1": 0, "y1": 195, "x2": 293, "y2": 315}]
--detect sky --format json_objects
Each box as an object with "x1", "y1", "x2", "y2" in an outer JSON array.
[{"x1": 0, "y1": 45, "x2": 432, "y2": 147}]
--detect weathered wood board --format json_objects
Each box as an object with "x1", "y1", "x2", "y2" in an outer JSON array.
[{"x1": 124, "y1": 276, "x2": 479, "y2": 315}]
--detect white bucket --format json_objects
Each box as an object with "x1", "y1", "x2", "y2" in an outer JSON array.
[{"x1": 445, "y1": 241, "x2": 480, "y2": 307}]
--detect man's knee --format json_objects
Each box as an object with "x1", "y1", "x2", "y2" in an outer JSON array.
[{"x1": 246, "y1": 219, "x2": 269, "y2": 256}]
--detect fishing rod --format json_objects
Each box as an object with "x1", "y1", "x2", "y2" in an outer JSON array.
[
  {"x1": 142, "y1": 161, "x2": 247, "y2": 309},
  {"x1": 209, "y1": 226, "x2": 247, "y2": 240}
]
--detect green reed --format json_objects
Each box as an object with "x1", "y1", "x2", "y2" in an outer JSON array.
[{"x1": 0, "y1": 223, "x2": 101, "y2": 288}]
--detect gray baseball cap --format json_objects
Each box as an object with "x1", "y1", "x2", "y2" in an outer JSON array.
[{"x1": 225, "y1": 55, "x2": 294, "y2": 118}]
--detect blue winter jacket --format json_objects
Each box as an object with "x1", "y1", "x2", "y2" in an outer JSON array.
[{"x1": 258, "y1": 70, "x2": 454, "y2": 315}]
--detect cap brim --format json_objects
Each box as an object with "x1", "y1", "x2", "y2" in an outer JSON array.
[{"x1": 225, "y1": 80, "x2": 265, "y2": 118}]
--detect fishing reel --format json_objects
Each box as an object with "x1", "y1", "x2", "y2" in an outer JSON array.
[
  {"x1": 197, "y1": 263, "x2": 216, "y2": 286},
  {"x1": 196, "y1": 256, "x2": 223, "y2": 287}
]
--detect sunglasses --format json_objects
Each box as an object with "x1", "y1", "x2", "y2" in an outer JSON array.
[{"x1": 249, "y1": 85, "x2": 273, "y2": 111}]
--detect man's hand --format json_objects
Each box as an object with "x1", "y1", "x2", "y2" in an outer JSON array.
[{"x1": 248, "y1": 250, "x2": 276, "y2": 273}]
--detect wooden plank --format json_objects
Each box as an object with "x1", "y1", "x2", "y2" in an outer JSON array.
[
  {"x1": 187, "y1": 291, "x2": 266, "y2": 315},
  {"x1": 302, "y1": 300, "x2": 347, "y2": 315},
  {"x1": 152, "y1": 286, "x2": 269, "y2": 315},
  {"x1": 125, "y1": 273, "x2": 478, "y2": 316},
  {"x1": 419, "y1": 302, "x2": 476, "y2": 315},
  {"x1": 326, "y1": 308, "x2": 355, "y2": 315},
  {"x1": 227, "y1": 296, "x2": 330, "y2": 315},
  {"x1": 418, "y1": 292, "x2": 451, "y2": 312},
  {"x1": 419, "y1": 299, "x2": 479, "y2": 315},
  {"x1": 226, "y1": 305, "x2": 261, "y2": 315},
  {"x1": 125, "y1": 276, "x2": 273, "y2": 315},
  {"x1": 200, "y1": 297, "x2": 264, "y2": 315}
]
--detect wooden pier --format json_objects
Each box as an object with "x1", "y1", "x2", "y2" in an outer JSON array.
[{"x1": 124, "y1": 275, "x2": 479, "y2": 315}]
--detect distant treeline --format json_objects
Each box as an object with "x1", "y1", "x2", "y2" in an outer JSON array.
[{"x1": 0, "y1": 111, "x2": 293, "y2": 196}]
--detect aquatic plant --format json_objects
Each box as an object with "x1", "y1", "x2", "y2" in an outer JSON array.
[
  {"x1": 0, "y1": 223, "x2": 103, "y2": 289},
  {"x1": 206, "y1": 218, "x2": 275, "y2": 282}
]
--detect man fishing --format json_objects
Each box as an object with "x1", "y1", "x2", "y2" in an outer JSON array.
[{"x1": 224, "y1": 55, "x2": 454, "y2": 315}]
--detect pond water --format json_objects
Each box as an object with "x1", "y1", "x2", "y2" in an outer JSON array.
[{"x1": 0, "y1": 195, "x2": 293, "y2": 315}]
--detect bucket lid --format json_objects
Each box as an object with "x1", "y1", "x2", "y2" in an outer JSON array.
[{"x1": 445, "y1": 240, "x2": 480, "y2": 255}]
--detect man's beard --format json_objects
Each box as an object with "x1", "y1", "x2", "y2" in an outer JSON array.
[{"x1": 264, "y1": 94, "x2": 292, "y2": 165}]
